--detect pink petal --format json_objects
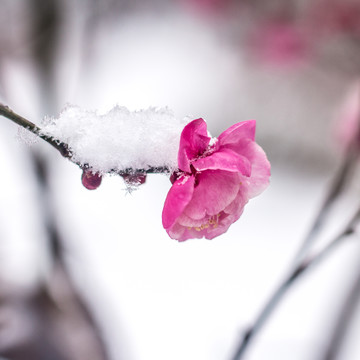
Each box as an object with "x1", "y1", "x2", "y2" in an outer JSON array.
[
  {"x1": 178, "y1": 118, "x2": 211, "y2": 172},
  {"x1": 203, "y1": 191, "x2": 248, "y2": 239},
  {"x1": 166, "y1": 222, "x2": 186, "y2": 240},
  {"x1": 218, "y1": 120, "x2": 256, "y2": 150},
  {"x1": 168, "y1": 217, "x2": 229, "y2": 241},
  {"x1": 239, "y1": 142, "x2": 271, "y2": 198},
  {"x1": 223, "y1": 189, "x2": 248, "y2": 216},
  {"x1": 167, "y1": 223, "x2": 205, "y2": 241},
  {"x1": 183, "y1": 170, "x2": 240, "y2": 220},
  {"x1": 192, "y1": 148, "x2": 252, "y2": 176},
  {"x1": 168, "y1": 190, "x2": 248, "y2": 241},
  {"x1": 162, "y1": 175, "x2": 195, "y2": 230},
  {"x1": 204, "y1": 221, "x2": 232, "y2": 239},
  {"x1": 177, "y1": 212, "x2": 208, "y2": 228}
]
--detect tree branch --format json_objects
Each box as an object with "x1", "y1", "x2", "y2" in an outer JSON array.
[
  {"x1": 0, "y1": 103, "x2": 170, "y2": 174},
  {"x1": 321, "y1": 256, "x2": 360, "y2": 360},
  {"x1": 292, "y1": 144, "x2": 357, "y2": 264},
  {"x1": 231, "y1": 206, "x2": 360, "y2": 360},
  {"x1": 0, "y1": 103, "x2": 71, "y2": 157}
]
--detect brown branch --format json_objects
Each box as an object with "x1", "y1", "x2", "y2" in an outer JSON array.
[
  {"x1": 0, "y1": 103, "x2": 170, "y2": 174},
  {"x1": 0, "y1": 103, "x2": 71, "y2": 157}
]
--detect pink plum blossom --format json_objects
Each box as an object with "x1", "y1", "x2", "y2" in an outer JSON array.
[
  {"x1": 249, "y1": 22, "x2": 309, "y2": 68},
  {"x1": 162, "y1": 118, "x2": 270, "y2": 241},
  {"x1": 310, "y1": 0, "x2": 360, "y2": 37},
  {"x1": 334, "y1": 82, "x2": 360, "y2": 150},
  {"x1": 179, "y1": 0, "x2": 232, "y2": 17}
]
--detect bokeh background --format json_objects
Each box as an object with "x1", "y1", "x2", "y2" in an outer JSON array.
[{"x1": 1, "y1": 0, "x2": 360, "y2": 359}]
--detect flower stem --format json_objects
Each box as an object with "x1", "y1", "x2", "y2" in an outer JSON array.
[{"x1": 231, "y1": 206, "x2": 360, "y2": 360}]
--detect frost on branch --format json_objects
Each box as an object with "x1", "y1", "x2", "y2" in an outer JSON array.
[{"x1": 41, "y1": 105, "x2": 189, "y2": 174}]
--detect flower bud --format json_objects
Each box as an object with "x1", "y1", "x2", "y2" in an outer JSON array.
[
  {"x1": 170, "y1": 171, "x2": 181, "y2": 184},
  {"x1": 121, "y1": 173, "x2": 147, "y2": 186},
  {"x1": 81, "y1": 169, "x2": 102, "y2": 190}
]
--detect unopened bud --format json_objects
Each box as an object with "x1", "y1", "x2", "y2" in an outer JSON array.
[
  {"x1": 121, "y1": 173, "x2": 147, "y2": 186},
  {"x1": 81, "y1": 169, "x2": 102, "y2": 190},
  {"x1": 170, "y1": 171, "x2": 181, "y2": 184}
]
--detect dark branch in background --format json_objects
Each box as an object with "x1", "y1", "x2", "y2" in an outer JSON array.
[
  {"x1": 321, "y1": 257, "x2": 360, "y2": 360},
  {"x1": 231, "y1": 85, "x2": 360, "y2": 360},
  {"x1": 293, "y1": 142, "x2": 358, "y2": 264},
  {"x1": 0, "y1": 103, "x2": 170, "y2": 175},
  {"x1": 2, "y1": 3, "x2": 106, "y2": 359},
  {"x1": 27, "y1": 152, "x2": 110, "y2": 360},
  {"x1": 294, "y1": 82, "x2": 360, "y2": 263},
  {"x1": 319, "y1": 90, "x2": 360, "y2": 360},
  {"x1": 231, "y1": 206, "x2": 360, "y2": 360},
  {"x1": 29, "y1": 0, "x2": 61, "y2": 101}
]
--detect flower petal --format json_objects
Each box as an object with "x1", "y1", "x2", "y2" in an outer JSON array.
[
  {"x1": 168, "y1": 189, "x2": 248, "y2": 241},
  {"x1": 192, "y1": 148, "x2": 252, "y2": 176},
  {"x1": 167, "y1": 223, "x2": 205, "y2": 241},
  {"x1": 223, "y1": 188, "x2": 248, "y2": 216},
  {"x1": 239, "y1": 142, "x2": 271, "y2": 198},
  {"x1": 177, "y1": 212, "x2": 207, "y2": 228},
  {"x1": 162, "y1": 175, "x2": 195, "y2": 230},
  {"x1": 218, "y1": 120, "x2": 256, "y2": 151},
  {"x1": 183, "y1": 170, "x2": 240, "y2": 219},
  {"x1": 203, "y1": 190, "x2": 248, "y2": 239},
  {"x1": 178, "y1": 118, "x2": 211, "y2": 172}
]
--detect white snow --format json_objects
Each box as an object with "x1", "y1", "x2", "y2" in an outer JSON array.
[{"x1": 41, "y1": 104, "x2": 190, "y2": 173}]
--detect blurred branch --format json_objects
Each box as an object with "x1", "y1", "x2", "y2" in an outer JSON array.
[
  {"x1": 0, "y1": 264, "x2": 110, "y2": 360},
  {"x1": 295, "y1": 82, "x2": 360, "y2": 263},
  {"x1": 293, "y1": 143, "x2": 358, "y2": 263},
  {"x1": 231, "y1": 206, "x2": 360, "y2": 360},
  {"x1": 0, "y1": 153, "x2": 109, "y2": 360},
  {"x1": 231, "y1": 84, "x2": 360, "y2": 359},
  {"x1": 321, "y1": 256, "x2": 360, "y2": 360}
]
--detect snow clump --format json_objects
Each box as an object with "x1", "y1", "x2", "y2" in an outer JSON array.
[{"x1": 41, "y1": 105, "x2": 189, "y2": 174}]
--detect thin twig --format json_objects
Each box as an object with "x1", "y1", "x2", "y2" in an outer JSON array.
[
  {"x1": 231, "y1": 206, "x2": 360, "y2": 360},
  {"x1": 0, "y1": 103, "x2": 71, "y2": 157}
]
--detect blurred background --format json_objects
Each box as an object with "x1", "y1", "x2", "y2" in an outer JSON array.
[{"x1": 1, "y1": 0, "x2": 360, "y2": 359}]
